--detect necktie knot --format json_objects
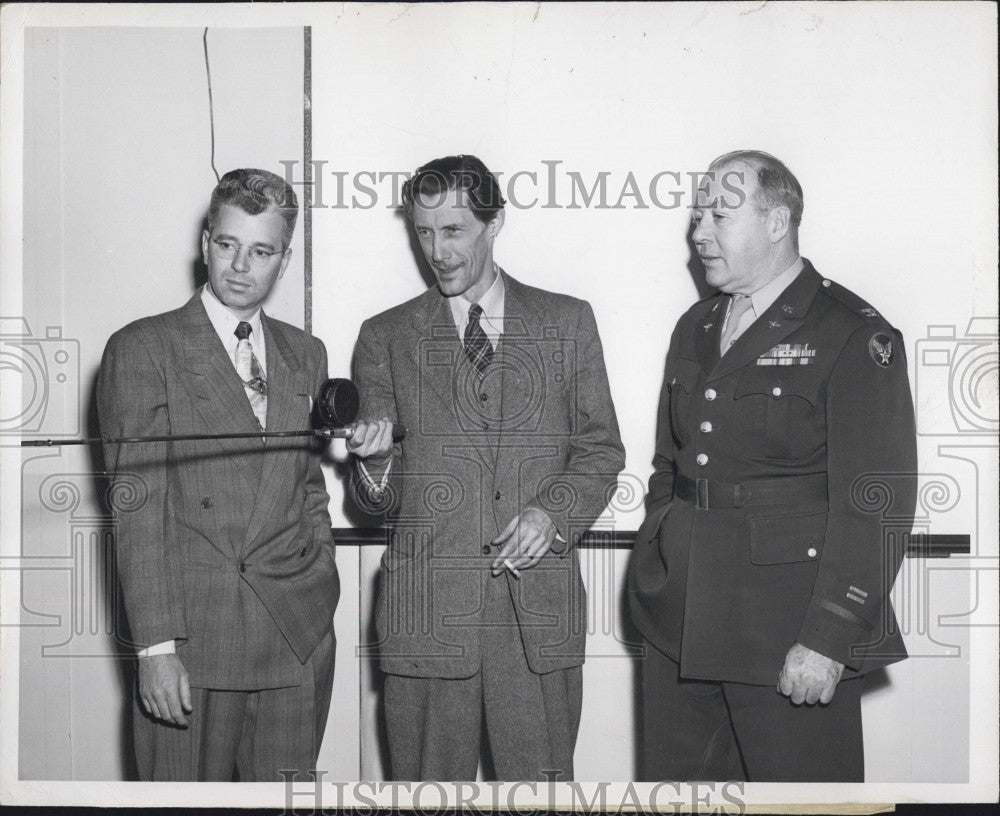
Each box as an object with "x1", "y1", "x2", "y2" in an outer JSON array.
[
  {"x1": 468, "y1": 303, "x2": 484, "y2": 321},
  {"x1": 235, "y1": 321, "x2": 252, "y2": 341}
]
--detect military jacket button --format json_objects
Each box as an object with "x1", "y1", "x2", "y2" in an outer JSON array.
[
  {"x1": 705, "y1": 388, "x2": 717, "y2": 401},
  {"x1": 807, "y1": 547, "x2": 818, "y2": 558},
  {"x1": 696, "y1": 453, "x2": 709, "y2": 466},
  {"x1": 772, "y1": 386, "x2": 782, "y2": 397},
  {"x1": 822, "y1": 279, "x2": 831, "y2": 287},
  {"x1": 481, "y1": 545, "x2": 491, "y2": 555},
  {"x1": 700, "y1": 421, "x2": 713, "y2": 433}
]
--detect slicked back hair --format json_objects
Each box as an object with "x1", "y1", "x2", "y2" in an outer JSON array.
[
  {"x1": 402, "y1": 155, "x2": 506, "y2": 224},
  {"x1": 207, "y1": 168, "x2": 299, "y2": 247},
  {"x1": 709, "y1": 150, "x2": 804, "y2": 229}
]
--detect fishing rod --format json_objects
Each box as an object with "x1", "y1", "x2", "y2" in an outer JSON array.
[{"x1": 20, "y1": 378, "x2": 405, "y2": 447}]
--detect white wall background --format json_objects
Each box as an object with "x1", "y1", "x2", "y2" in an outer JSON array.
[{"x1": 4, "y1": 2, "x2": 997, "y2": 793}]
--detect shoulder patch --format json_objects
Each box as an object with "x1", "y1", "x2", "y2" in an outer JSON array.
[{"x1": 868, "y1": 332, "x2": 894, "y2": 367}]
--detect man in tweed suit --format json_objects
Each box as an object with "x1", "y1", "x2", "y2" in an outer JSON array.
[
  {"x1": 628, "y1": 151, "x2": 917, "y2": 781},
  {"x1": 98, "y1": 169, "x2": 339, "y2": 781},
  {"x1": 347, "y1": 155, "x2": 625, "y2": 781}
]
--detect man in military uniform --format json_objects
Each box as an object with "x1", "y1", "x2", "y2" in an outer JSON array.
[{"x1": 628, "y1": 150, "x2": 917, "y2": 782}]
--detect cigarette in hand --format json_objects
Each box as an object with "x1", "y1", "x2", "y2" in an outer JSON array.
[{"x1": 503, "y1": 559, "x2": 521, "y2": 579}]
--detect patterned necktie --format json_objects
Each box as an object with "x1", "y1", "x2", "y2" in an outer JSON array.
[
  {"x1": 463, "y1": 303, "x2": 494, "y2": 376},
  {"x1": 234, "y1": 321, "x2": 267, "y2": 429},
  {"x1": 719, "y1": 294, "x2": 754, "y2": 355}
]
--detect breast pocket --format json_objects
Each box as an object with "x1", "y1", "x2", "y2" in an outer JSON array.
[
  {"x1": 668, "y1": 358, "x2": 701, "y2": 448},
  {"x1": 733, "y1": 368, "x2": 824, "y2": 461}
]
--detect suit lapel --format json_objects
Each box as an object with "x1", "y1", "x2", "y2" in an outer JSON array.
[
  {"x1": 709, "y1": 264, "x2": 822, "y2": 381},
  {"x1": 176, "y1": 295, "x2": 260, "y2": 491},
  {"x1": 492, "y1": 273, "x2": 545, "y2": 489},
  {"x1": 407, "y1": 287, "x2": 498, "y2": 470},
  {"x1": 241, "y1": 314, "x2": 305, "y2": 554}
]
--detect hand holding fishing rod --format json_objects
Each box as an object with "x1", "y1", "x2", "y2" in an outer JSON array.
[{"x1": 20, "y1": 378, "x2": 406, "y2": 447}]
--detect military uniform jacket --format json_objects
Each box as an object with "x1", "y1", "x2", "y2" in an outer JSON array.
[
  {"x1": 97, "y1": 294, "x2": 340, "y2": 689},
  {"x1": 350, "y1": 272, "x2": 625, "y2": 679},
  {"x1": 628, "y1": 262, "x2": 918, "y2": 685}
]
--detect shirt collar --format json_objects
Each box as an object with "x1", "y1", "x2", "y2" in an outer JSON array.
[
  {"x1": 746, "y1": 256, "x2": 804, "y2": 318},
  {"x1": 200, "y1": 284, "x2": 265, "y2": 358},
  {"x1": 447, "y1": 266, "x2": 506, "y2": 337}
]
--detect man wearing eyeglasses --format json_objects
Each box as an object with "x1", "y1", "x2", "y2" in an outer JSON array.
[{"x1": 97, "y1": 168, "x2": 339, "y2": 781}]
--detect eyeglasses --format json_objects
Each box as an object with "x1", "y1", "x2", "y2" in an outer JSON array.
[{"x1": 210, "y1": 238, "x2": 287, "y2": 269}]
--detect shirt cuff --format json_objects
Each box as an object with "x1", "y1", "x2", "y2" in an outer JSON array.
[
  {"x1": 358, "y1": 457, "x2": 392, "y2": 494},
  {"x1": 137, "y1": 639, "x2": 176, "y2": 658}
]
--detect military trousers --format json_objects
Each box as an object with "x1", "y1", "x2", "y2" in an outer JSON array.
[{"x1": 640, "y1": 638, "x2": 863, "y2": 782}]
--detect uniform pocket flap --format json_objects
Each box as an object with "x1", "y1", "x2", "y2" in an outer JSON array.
[
  {"x1": 668, "y1": 358, "x2": 701, "y2": 394},
  {"x1": 735, "y1": 367, "x2": 823, "y2": 405},
  {"x1": 750, "y1": 511, "x2": 826, "y2": 564}
]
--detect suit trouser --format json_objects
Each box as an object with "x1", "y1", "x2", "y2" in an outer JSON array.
[
  {"x1": 640, "y1": 638, "x2": 863, "y2": 782},
  {"x1": 384, "y1": 572, "x2": 582, "y2": 781},
  {"x1": 133, "y1": 628, "x2": 336, "y2": 782}
]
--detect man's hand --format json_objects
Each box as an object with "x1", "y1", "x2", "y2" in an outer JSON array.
[
  {"x1": 491, "y1": 507, "x2": 557, "y2": 576},
  {"x1": 346, "y1": 417, "x2": 394, "y2": 461},
  {"x1": 777, "y1": 642, "x2": 845, "y2": 705},
  {"x1": 138, "y1": 653, "x2": 192, "y2": 726}
]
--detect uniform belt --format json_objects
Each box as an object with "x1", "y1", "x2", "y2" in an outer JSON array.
[{"x1": 674, "y1": 472, "x2": 827, "y2": 509}]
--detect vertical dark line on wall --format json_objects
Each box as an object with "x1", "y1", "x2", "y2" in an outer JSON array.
[{"x1": 304, "y1": 26, "x2": 313, "y2": 334}]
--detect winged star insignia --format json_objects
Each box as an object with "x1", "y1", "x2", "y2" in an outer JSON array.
[
  {"x1": 868, "y1": 333, "x2": 894, "y2": 367},
  {"x1": 768, "y1": 320, "x2": 782, "y2": 329},
  {"x1": 703, "y1": 323, "x2": 714, "y2": 332}
]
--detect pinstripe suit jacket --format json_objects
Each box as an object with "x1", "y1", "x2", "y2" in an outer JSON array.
[
  {"x1": 350, "y1": 272, "x2": 625, "y2": 679},
  {"x1": 98, "y1": 293, "x2": 339, "y2": 690}
]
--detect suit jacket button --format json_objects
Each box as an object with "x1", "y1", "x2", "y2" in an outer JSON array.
[
  {"x1": 481, "y1": 545, "x2": 491, "y2": 555},
  {"x1": 201, "y1": 497, "x2": 213, "y2": 508},
  {"x1": 300, "y1": 547, "x2": 308, "y2": 557},
  {"x1": 239, "y1": 562, "x2": 246, "y2": 573},
  {"x1": 480, "y1": 393, "x2": 489, "y2": 401},
  {"x1": 495, "y1": 491, "x2": 502, "y2": 500}
]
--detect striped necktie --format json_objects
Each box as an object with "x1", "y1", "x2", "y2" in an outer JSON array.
[
  {"x1": 463, "y1": 303, "x2": 493, "y2": 376},
  {"x1": 234, "y1": 321, "x2": 268, "y2": 429}
]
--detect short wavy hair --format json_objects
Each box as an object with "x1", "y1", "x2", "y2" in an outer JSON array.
[
  {"x1": 402, "y1": 155, "x2": 506, "y2": 224},
  {"x1": 709, "y1": 150, "x2": 804, "y2": 228},
  {"x1": 207, "y1": 168, "x2": 299, "y2": 247}
]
